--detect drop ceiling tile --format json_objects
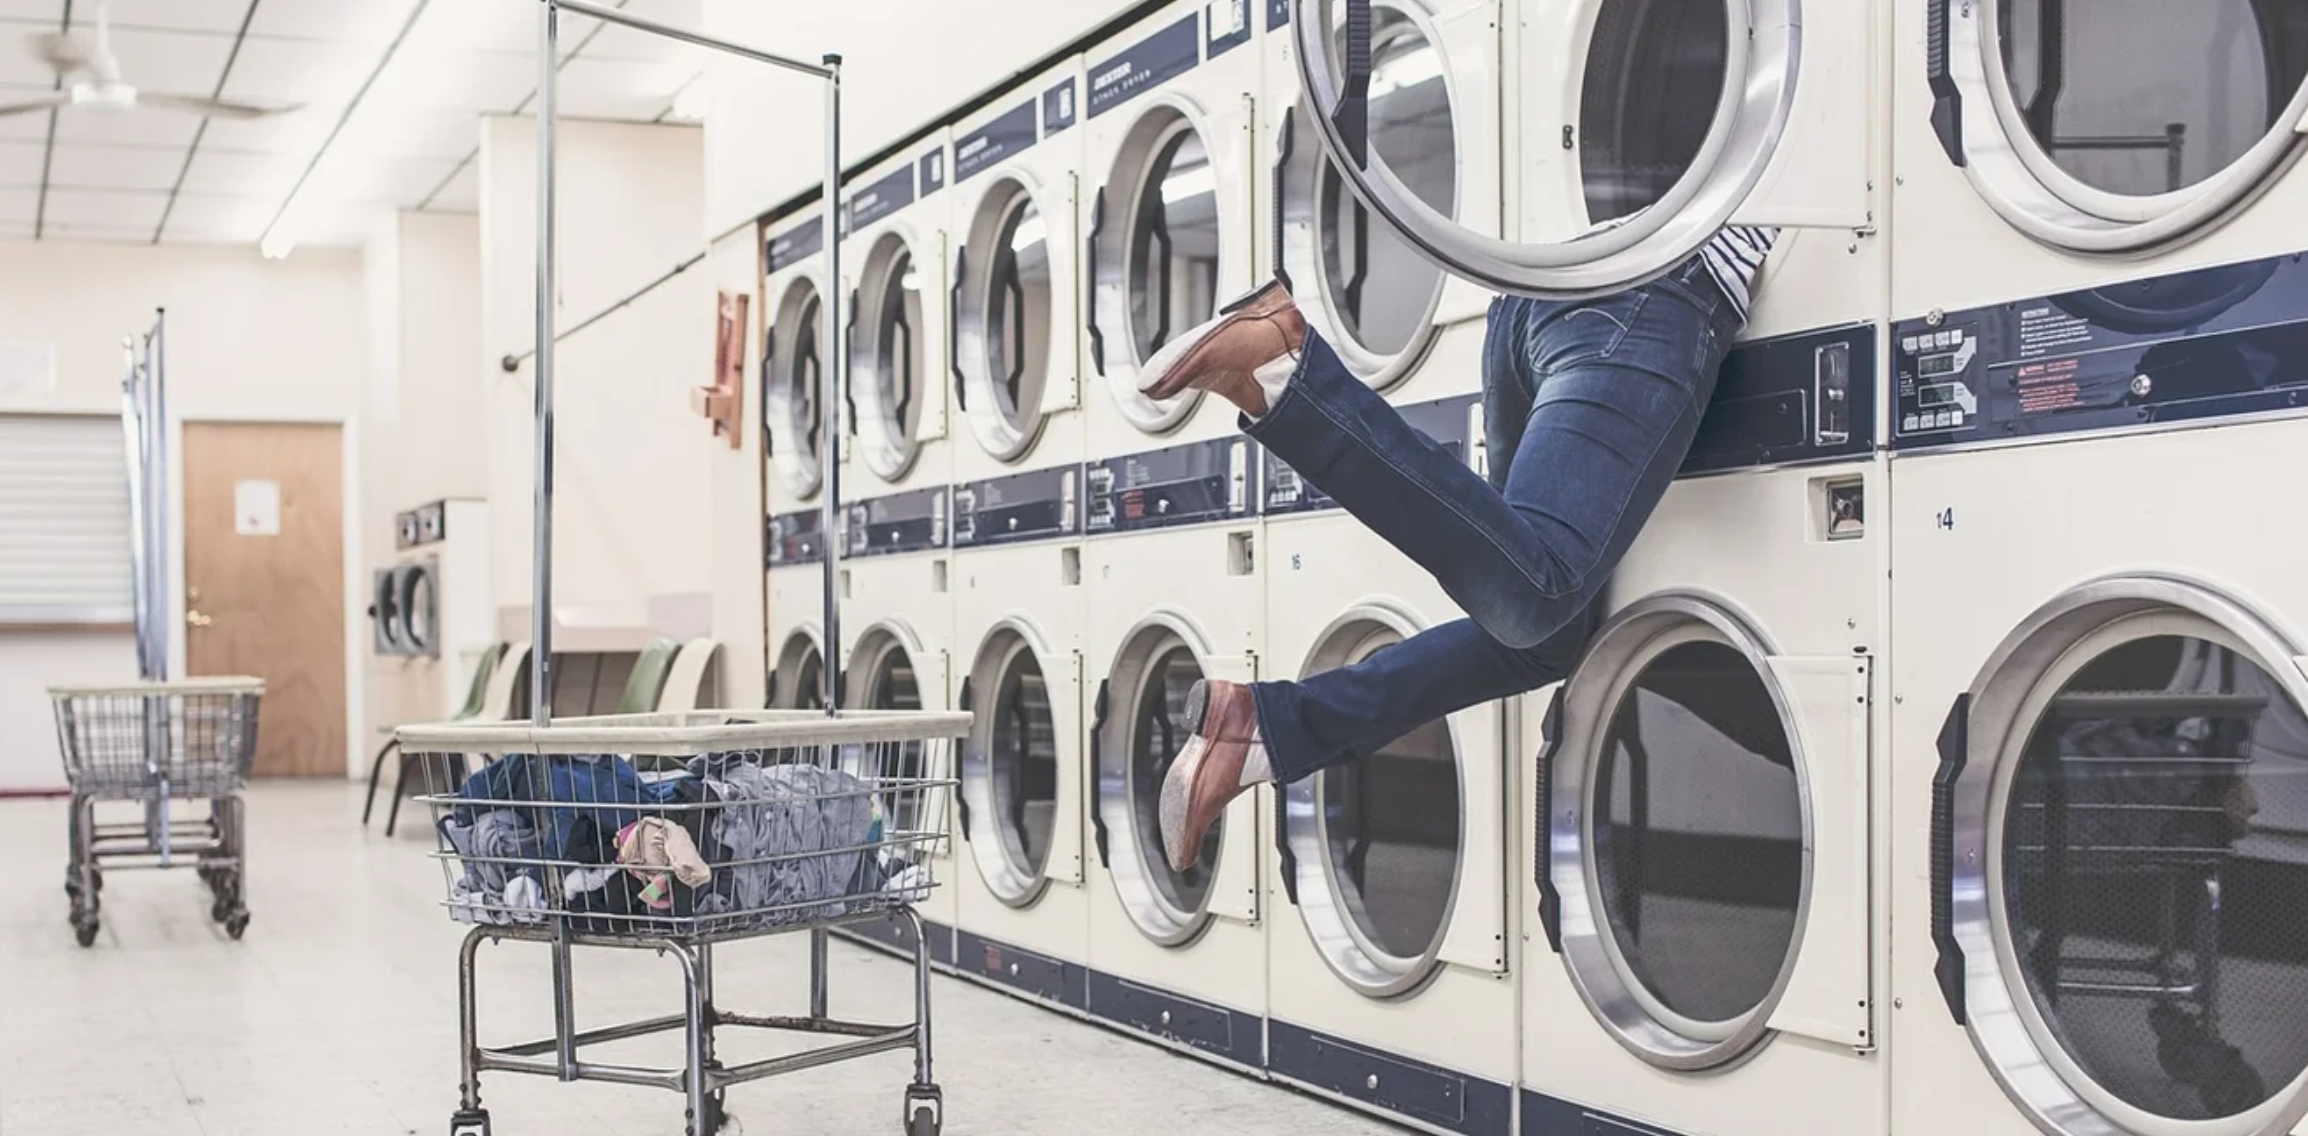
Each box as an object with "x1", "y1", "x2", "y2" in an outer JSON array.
[
  {"x1": 198, "y1": 103, "x2": 340, "y2": 155},
  {"x1": 405, "y1": 3, "x2": 586, "y2": 58},
  {"x1": 0, "y1": 184, "x2": 35, "y2": 223},
  {"x1": 556, "y1": 56, "x2": 691, "y2": 121},
  {"x1": 219, "y1": 36, "x2": 377, "y2": 108},
  {"x1": 0, "y1": 4, "x2": 64, "y2": 23},
  {"x1": 42, "y1": 222, "x2": 158, "y2": 243},
  {"x1": 248, "y1": 0, "x2": 422, "y2": 44},
  {"x1": 106, "y1": 0, "x2": 251, "y2": 35},
  {"x1": 0, "y1": 220, "x2": 29, "y2": 239},
  {"x1": 0, "y1": 36, "x2": 58, "y2": 86},
  {"x1": 359, "y1": 108, "x2": 483, "y2": 161},
  {"x1": 582, "y1": 0, "x2": 707, "y2": 64},
  {"x1": 41, "y1": 186, "x2": 167, "y2": 230},
  {"x1": 0, "y1": 137, "x2": 41, "y2": 186},
  {"x1": 0, "y1": 85, "x2": 56, "y2": 136},
  {"x1": 106, "y1": 27, "x2": 237, "y2": 94},
  {"x1": 424, "y1": 160, "x2": 477, "y2": 211},
  {"x1": 368, "y1": 50, "x2": 534, "y2": 113},
  {"x1": 157, "y1": 191, "x2": 271, "y2": 241},
  {"x1": 47, "y1": 142, "x2": 184, "y2": 191},
  {"x1": 50, "y1": 103, "x2": 200, "y2": 147},
  {"x1": 178, "y1": 146, "x2": 302, "y2": 198}
]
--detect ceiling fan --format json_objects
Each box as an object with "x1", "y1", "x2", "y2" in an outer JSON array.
[{"x1": 0, "y1": 1, "x2": 301, "y2": 121}]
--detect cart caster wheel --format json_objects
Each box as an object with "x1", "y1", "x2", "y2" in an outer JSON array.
[
  {"x1": 905, "y1": 1084, "x2": 942, "y2": 1136},
  {"x1": 73, "y1": 920, "x2": 98, "y2": 948},
  {"x1": 448, "y1": 1108, "x2": 491, "y2": 1136},
  {"x1": 2196, "y1": 1046, "x2": 2266, "y2": 1116},
  {"x1": 224, "y1": 912, "x2": 250, "y2": 940}
]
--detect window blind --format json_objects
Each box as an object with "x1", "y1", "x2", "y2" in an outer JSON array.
[{"x1": 0, "y1": 414, "x2": 135, "y2": 625}]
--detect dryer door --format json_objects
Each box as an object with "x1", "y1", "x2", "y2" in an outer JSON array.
[
  {"x1": 764, "y1": 269, "x2": 829, "y2": 501},
  {"x1": 1938, "y1": 578, "x2": 2308, "y2": 1136},
  {"x1": 1280, "y1": 603, "x2": 1505, "y2": 997},
  {"x1": 850, "y1": 226, "x2": 946, "y2": 483},
  {"x1": 848, "y1": 623, "x2": 953, "y2": 862},
  {"x1": 1540, "y1": 594, "x2": 1873, "y2": 1070},
  {"x1": 960, "y1": 622, "x2": 1079, "y2": 904},
  {"x1": 1931, "y1": 0, "x2": 2308, "y2": 254},
  {"x1": 1292, "y1": 0, "x2": 1871, "y2": 299},
  {"x1": 399, "y1": 562, "x2": 439, "y2": 658}
]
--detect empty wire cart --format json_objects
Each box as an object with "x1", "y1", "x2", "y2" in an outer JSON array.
[
  {"x1": 405, "y1": 709, "x2": 965, "y2": 1136},
  {"x1": 50, "y1": 678, "x2": 264, "y2": 946}
]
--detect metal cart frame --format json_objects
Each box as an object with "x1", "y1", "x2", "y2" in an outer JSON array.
[{"x1": 421, "y1": 6, "x2": 952, "y2": 1134}]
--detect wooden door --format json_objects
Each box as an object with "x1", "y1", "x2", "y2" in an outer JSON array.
[{"x1": 183, "y1": 422, "x2": 346, "y2": 778}]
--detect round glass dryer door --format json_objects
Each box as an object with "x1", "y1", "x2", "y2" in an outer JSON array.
[
  {"x1": 1278, "y1": 0, "x2": 1459, "y2": 388},
  {"x1": 765, "y1": 279, "x2": 828, "y2": 499},
  {"x1": 1291, "y1": 0, "x2": 1802, "y2": 299},
  {"x1": 1940, "y1": 0, "x2": 2308, "y2": 252},
  {"x1": 1546, "y1": 597, "x2": 1809, "y2": 1069},
  {"x1": 1091, "y1": 108, "x2": 1227, "y2": 430},
  {"x1": 955, "y1": 178, "x2": 1057, "y2": 462},
  {"x1": 398, "y1": 564, "x2": 438, "y2": 657},
  {"x1": 852, "y1": 233, "x2": 931, "y2": 481},
  {"x1": 1945, "y1": 580, "x2": 2308, "y2": 1136},
  {"x1": 853, "y1": 631, "x2": 931, "y2": 836},
  {"x1": 963, "y1": 627, "x2": 1060, "y2": 905},
  {"x1": 769, "y1": 633, "x2": 824, "y2": 710},
  {"x1": 372, "y1": 569, "x2": 406, "y2": 654},
  {"x1": 1098, "y1": 620, "x2": 1226, "y2": 944},
  {"x1": 1283, "y1": 611, "x2": 1462, "y2": 996}
]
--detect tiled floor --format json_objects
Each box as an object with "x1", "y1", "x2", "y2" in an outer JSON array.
[{"x1": 0, "y1": 783, "x2": 1398, "y2": 1136}]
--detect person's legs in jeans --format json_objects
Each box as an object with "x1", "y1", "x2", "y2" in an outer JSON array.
[{"x1": 1150, "y1": 257, "x2": 1740, "y2": 869}]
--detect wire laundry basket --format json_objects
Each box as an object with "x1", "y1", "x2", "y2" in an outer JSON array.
[
  {"x1": 51, "y1": 678, "x2": 264, "y2": 799},
  {"x1": 407, "y1": 710, "x2": 961, "y2": 941}
]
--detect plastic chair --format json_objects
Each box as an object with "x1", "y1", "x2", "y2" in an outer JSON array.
[
  {"x1": 617, "y1": 637, "x2": 682, "y2": 714},
  {"x1": 364, "y1": 641, "x2": 512, "y2": 836},
  {"x1": 654, "y1": 639, "x2": 723, "y2": 712}
]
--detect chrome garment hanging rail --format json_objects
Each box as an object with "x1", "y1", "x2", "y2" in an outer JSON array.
[{"x1": 526, "y1": 0, "x2": 846, "y2": 728}]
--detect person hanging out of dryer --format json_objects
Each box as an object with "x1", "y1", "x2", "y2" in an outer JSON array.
[{"x1": 1142, "y1": 225, "x2": 1778, "y2": 873}]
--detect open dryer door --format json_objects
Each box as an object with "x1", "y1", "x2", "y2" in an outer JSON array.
[
  {"x1": 1293, "y1": 0, "x2": 1873, "y2": 299},
  {"x1": 1929, "y1": 0, "x2": 2308, "y2": 254}
]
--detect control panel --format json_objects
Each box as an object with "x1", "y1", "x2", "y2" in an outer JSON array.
[
  {"x1": 1262, "y1": 393, "x2": 1482, "y2": 517},
  {"x1": 1893, "y1": 251, "x2": 2308, "y2": 451},
  {"x1": 1087, "y1": 437, "x2": 1255, "y2": 533},
  {"x1": 1683, "y1": 322, "x2": 1877, "y2": 474},
  {"x1": 953, "y1": 465, "x2": 1081, "y2": 548},
  {"x1": 766, "y1": 508, "x2": 825, "y2": 568},
  {"x1": 843, "y1": 485, "x2": 949, "y2": 559}
]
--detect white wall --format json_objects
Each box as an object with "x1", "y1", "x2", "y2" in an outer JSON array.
[
  {"x1": 700, "y1": 0, "x2": 1142, "y2": 235},
  {"x1": 479, "y1": 117, "x2": 720, "y2": 637},
  {"x1": 0, "y1": 240, "x2": 365, "y2": 791}
]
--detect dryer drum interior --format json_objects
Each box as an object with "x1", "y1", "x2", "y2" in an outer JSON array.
[
  {"x1": 1948, "y1": 581, "x2": 2308, "y2": 1135},
  {"x1": 1548, "y1": 597, "x2": 1810, "y2": 1069},
  {"x1": 852, "y1": 630, "x2": 932, "y2": 836},
  {"x1": 957, "y1": 177, "x2": 1056, "y2": 461},
  {"x1": 1946, "y1": 0, "x2": 2308, "y2": 250},
  {"x1": 766, "y1": 278, "x2": 827, "y2": 497},
  {"x1": 963, "y1": 626, "x2": 1061, "y2": 905},
  {"x1": 1094, "y1": 105, "x2": 1224, "y2": 430},
  {"x1": 372, "y1": 569, "x2": 406, "y2": 653},
  {"x1": 1291, "y1": 0, "x2": 1796, "y2": 297},
  {"x1": 1100, "y1": 621, "x2": 1228, "y2": 943},
  {"x1": 1280, "y1": 0, "x2": 1458, "y2": 385},
  {"x1": 397, "y1": 563, "x2": 438, "y2": 657},
  {"x1": 769, "y1": 633, "x2": 825, "y2": 711},
  {"x1": 853, "y1": 231, "x2": 930, "y2": 480},
  {"x1": 1284, "y1": 609, "x2": 1464, "y2": 997}
]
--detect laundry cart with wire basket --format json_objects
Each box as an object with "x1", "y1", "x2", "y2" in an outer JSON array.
[
  {"x1": 50, "y1": 677, "x2": 264, "y2": 946},
  {"x1": 2007, "y1": 688, "x2": 2271, "y2": 1117},
  {"x1": 404, "y1": 709, "x2": 965, "y2": 1136}
]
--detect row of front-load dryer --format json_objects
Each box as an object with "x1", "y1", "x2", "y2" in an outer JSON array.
[{"x1": 759, "y1": 1, "x2": 2308, "y2": 1135}]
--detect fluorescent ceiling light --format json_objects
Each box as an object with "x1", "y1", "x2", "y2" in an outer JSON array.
[{"x1": 1159, "y1": 163, "x2": 1216, "y2": 205}]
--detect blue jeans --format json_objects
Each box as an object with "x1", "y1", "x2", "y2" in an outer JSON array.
[{"x1": 1245, "y1": 256, "x2": 1742, "y2": 783}]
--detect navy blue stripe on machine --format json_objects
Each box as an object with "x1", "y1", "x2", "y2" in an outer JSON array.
[
  {"x1": 1085, "y1": 437, "x2": 1258, "y2": 533},
  {"x1": 765, "y1": 219, "x2": 824, "y2": 273},
  {"x1": 957, "y1": 100, "x2": 1039, "y2": 183},
  {"x1": 845, "y1": 161, "x2": 919, "y2": 235},
  {"x1": 1090, "y1": 12, "x2": 1201, "y2": 119},
  {"x1": 1209, "y1": 0, "x2": 1254, "y2": 58},
  {"x1": 953, "y1": 931, "x2": 1090, "y2": 1009},
  {"x1": 836, "y1": 915, "x2": 956, "y2": 968},
  {"x1": 765, "y1": 508, "x2": 826, "y2": 569},
  {"x1": 1267, "y1": 1021, "x2": 1514, "y2": 1136},
  {"x1": 1891, "y1": 248, "x2": 2308, "y2": 452},
  {"x1": 1083, "y1": 970, "x2": 1264, "y2": 1066},
  {"x1": 952, "y1": 464, "x2": 1084, "y2": 548},
  {"x1": 1519, "y1": 1091, "x2": 1691, "y2": 1136}
]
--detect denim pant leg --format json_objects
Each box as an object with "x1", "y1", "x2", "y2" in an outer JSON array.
[{"x1": 1245, "y1": 259, "x2": 1738, "y2": 781}]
